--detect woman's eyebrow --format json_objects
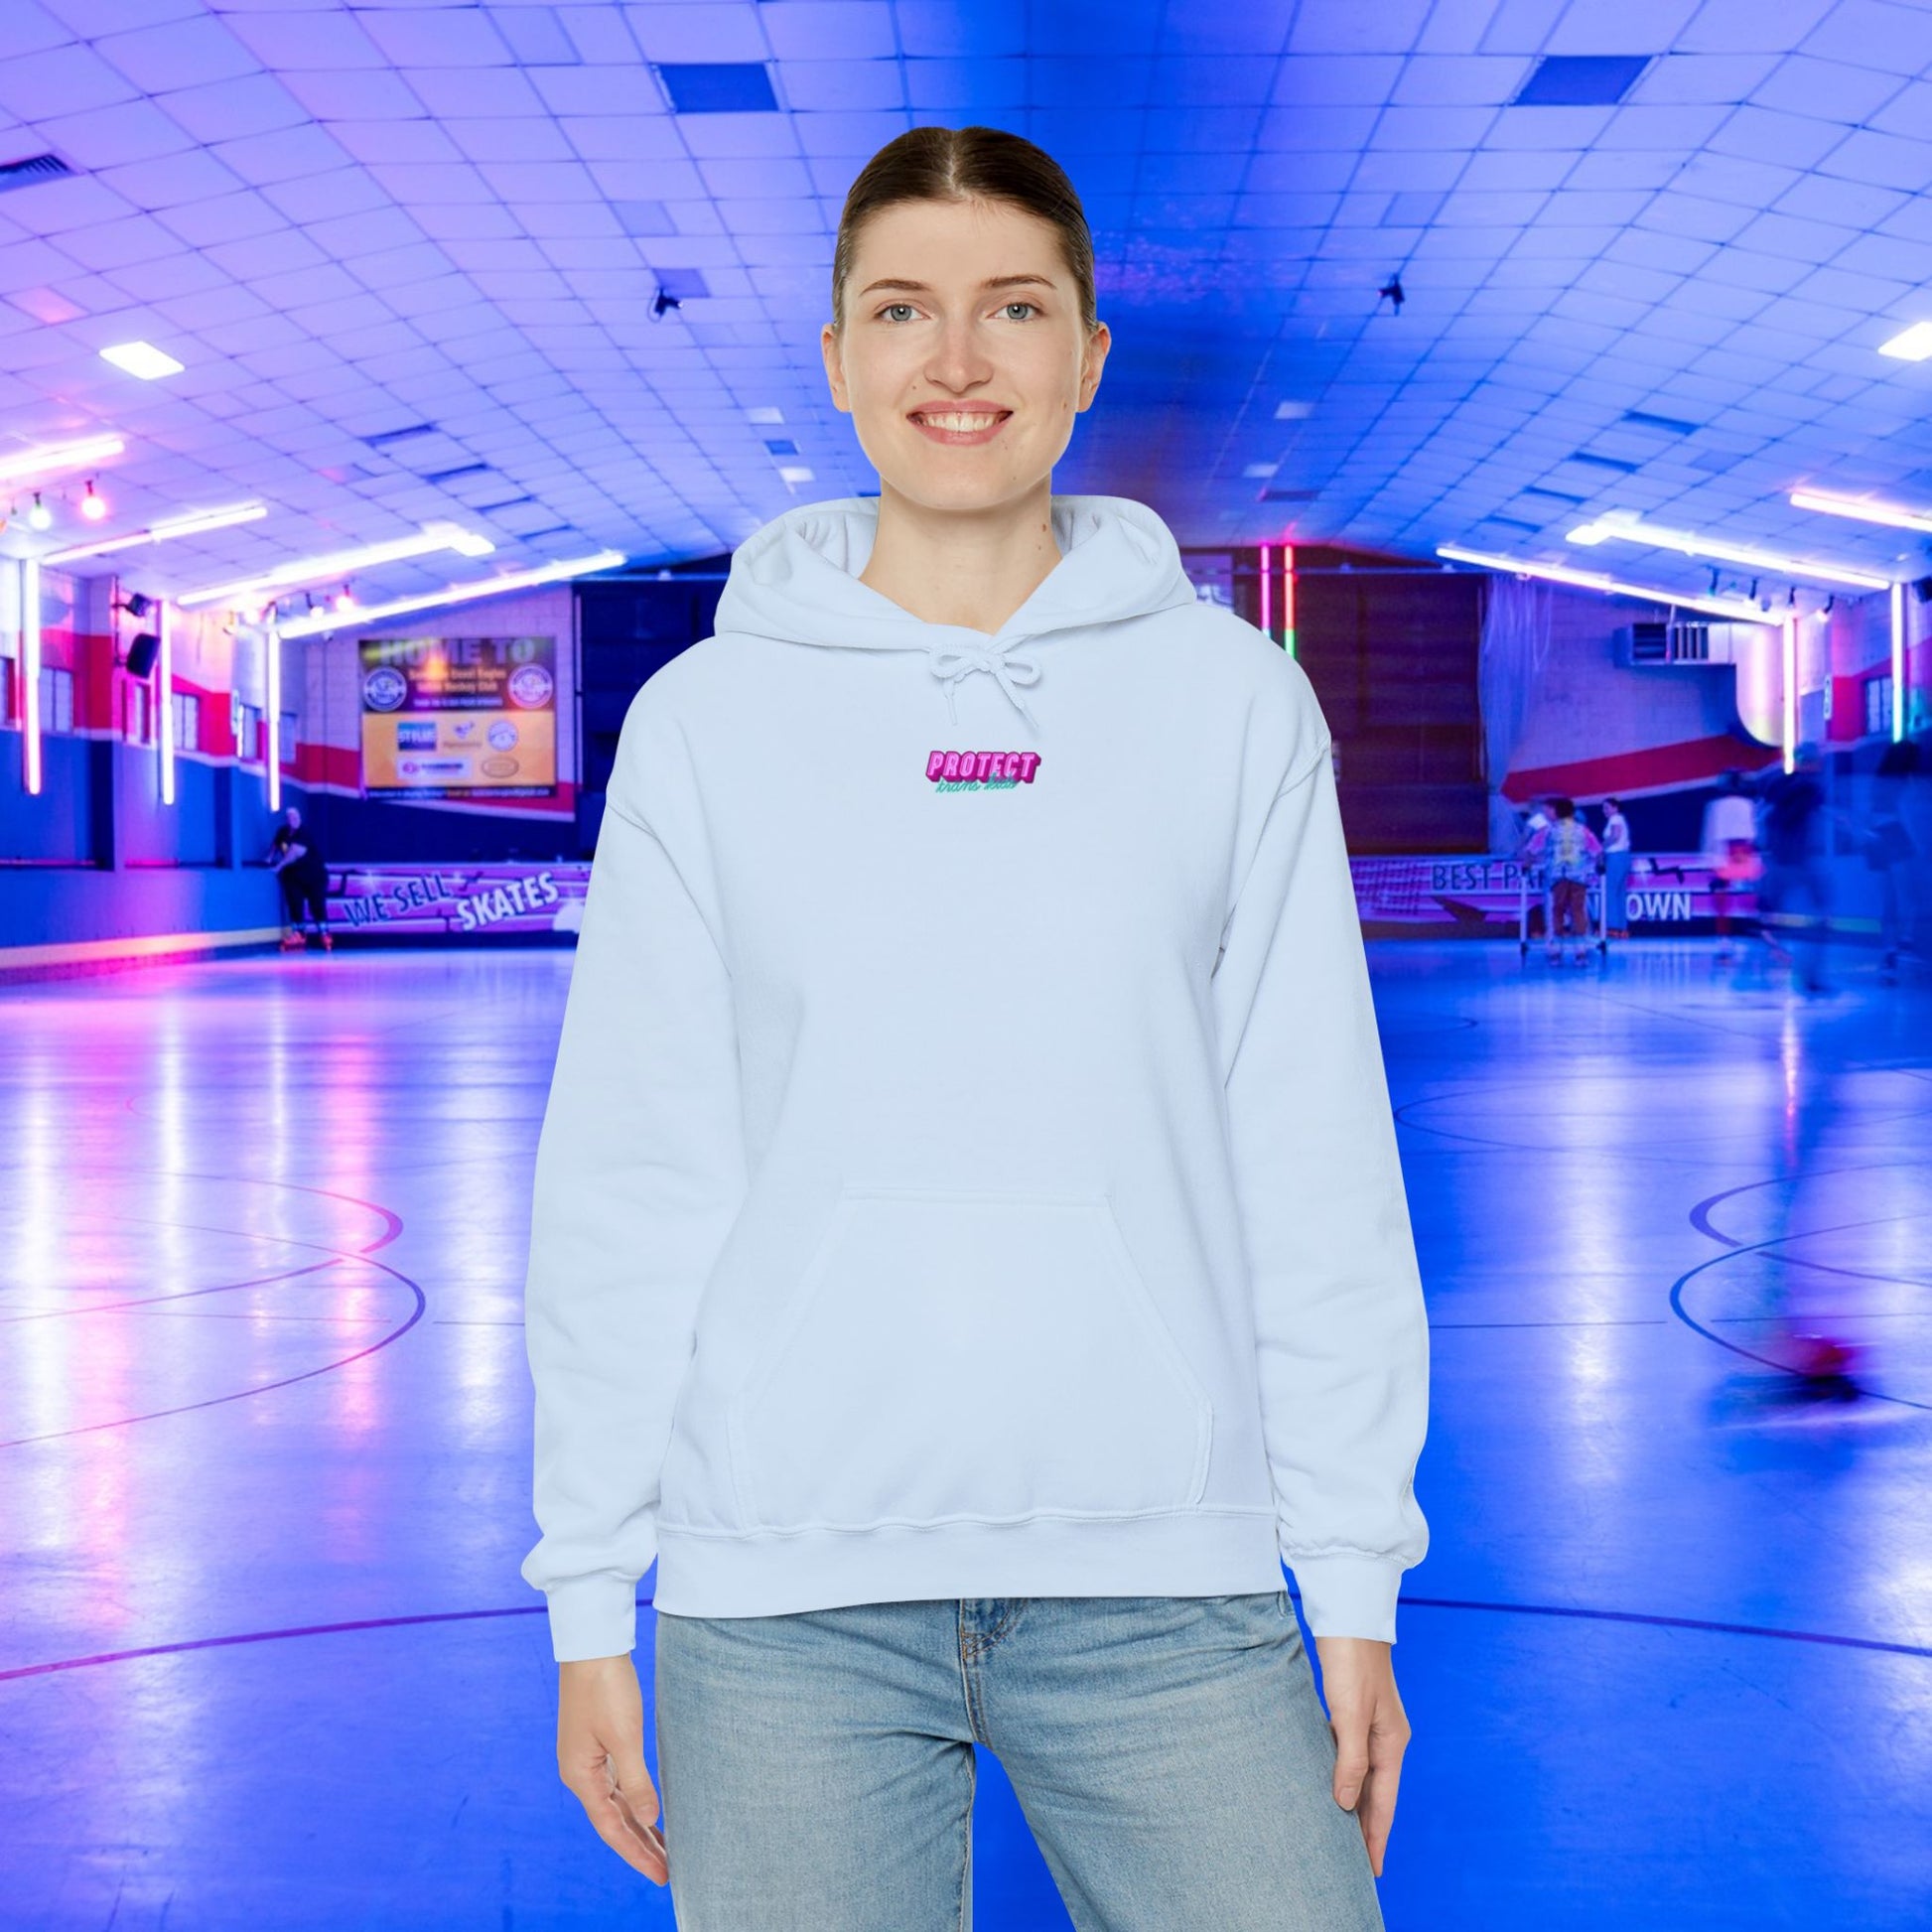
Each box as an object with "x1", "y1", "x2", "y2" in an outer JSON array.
[{"x1": 856, "y1": 273, "x2": 1058, "y2": 296}]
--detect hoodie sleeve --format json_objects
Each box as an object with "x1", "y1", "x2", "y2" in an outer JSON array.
[
  {"x1": 1211, "y1": 713, "x2": 1431, "y2": 1644},
  {"x1": 519, "y1": 694, "x2": 748, "y2": 1663}
]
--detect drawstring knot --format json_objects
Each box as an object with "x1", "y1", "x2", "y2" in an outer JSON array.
[{"x1": 924, "y1": 638, "x2": 1041, "y2": 733}]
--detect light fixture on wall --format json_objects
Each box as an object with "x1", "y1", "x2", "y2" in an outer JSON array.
[
  {"x1": 1566, "y1": 510, "x2": 1890, "y2": 591},
  {"x1": 274, "y1": 550, "x2": 626, "y2": 640}
]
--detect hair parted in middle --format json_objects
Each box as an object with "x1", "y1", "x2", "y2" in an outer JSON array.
[{"x1": 829, "y1": 124, "x2": 1097, "y2": 335}]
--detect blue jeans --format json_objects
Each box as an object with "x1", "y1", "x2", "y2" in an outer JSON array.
[{"x1": 653, "y1": 1590, "x2": 1386, "y2": 1931}]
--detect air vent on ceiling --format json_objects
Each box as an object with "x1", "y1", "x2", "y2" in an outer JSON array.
[
  {"x1": 421, "y1": 462, "x2": 491, "y2": 484},
  {"x1": 1481, "y1": 515, "x2": 1543, "y2": 536},
  {"x1": 1566, "y1": 450, "x2": 1641, "y2": 474},
  {"x1": 1513, "y1": 56, "x2": 1652, "y2": 106},
  {"x1": 1620, "y1": 409, "x2": 1701, "y2": 436},
  {"x1": 1259, "y1": 486, "x2": 1318, "y2": 503},
  {"x1": 362, "y1": 422, "x2": 439, "y2": 449},
  {"x1": 1519, "y1": 485, "x2": 1588, "y2": 506},
  {"x1": 0, "y1": 152, "x2": 75, "y2": 195},
  {"x1": 656, "y1": 63, "x2": 778, "y2": 113},
  {"x1": 475, "y1": 494, "x2": 537, "y2": 513}
]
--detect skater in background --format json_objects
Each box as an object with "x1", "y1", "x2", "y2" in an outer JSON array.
[
  {"x1": 1757, "y1": 745, "x2": 1833, "y2": 995},
  {"x1": 1525, "y1": 797, "x2": 1600, "y2": 965},
  {"x1": 1700, "y1": 770, "x2": 1762, "y2": 963},
  {"x1": 1599, "y1": 796, "x2": 1632, "y2": 939},
  {"x1": 1866, "y1": 739, "x2": 1922, "y2": 983},
  {"x1": 266, "y1": 805, "x2": 332, "y2": 953}
]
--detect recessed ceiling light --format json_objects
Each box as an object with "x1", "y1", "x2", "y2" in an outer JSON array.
[
  {"x1": 0, "y1": 432, "x2": 126, "y2": 483},
  {"x1": 176, "y1": 522, "x2": 496, "y2": 610},
  {"x1": 1436, "y1": 544, "x2": 1782, "y2": 624},
  {"x1": 99, "y1": 341, "x2": 185, "y2": 380},
  {"x1": 1876, "y1": 321, "x2": 1932, "y2": 362},
  {"x1": 778, "y1": 466, "x2": 814, "y2": 485},
  {"x1": 1565, "y1": 511, "x2": 1890, "y2": 590},
  {"x1": 1789, "y1": 487, "x2": 1932, "y2": 534},
  {"x1": 746, "y1": 405, "x2": 785, "y2": 425},
  {"x1": 1244, "y1": 463, "x2": 1280, "y2": 479},
  {"x1": 274, "y1": 551, "x2": 626, "y2": 640},
  {"x1": 43, "y1": 500, "x2": 269, "y2": 565},
  {"x1": 1275, "y1": 401, "x2": 1313, "y2": 420}
]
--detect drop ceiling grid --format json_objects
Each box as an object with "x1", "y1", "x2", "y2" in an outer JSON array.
[{"x1": 0, "y1": 0, "x2": 1926, "y2": 603}]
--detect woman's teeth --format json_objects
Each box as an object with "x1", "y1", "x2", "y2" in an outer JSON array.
[{"x1": 917, "y1": 412, "x2": 1005, "y2": 430}]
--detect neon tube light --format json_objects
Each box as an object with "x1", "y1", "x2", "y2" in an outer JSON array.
[
  {"x1": 1781, "y1": 614, "x2": 1797, "y2": 773},
  {"x1": 1789, "y1": 488, "x2": 1932, "y2": 536},
  {"x1": 1283, "y1": 543, "x2": 1297, "y2": 659},
  {"x1": 1259, "y1": 543, "x2": 1273, "y2": 639},
  {"x1": 265, "y1": 623, "x2": 281, "y2": 812},
  {"x1": 158, "y1": 599, "x2": 175, "y2": 807},
  {"x1": 1893, "y1": 582, "x2": 1907, "y2": 745},
  {"x1": 273, "y1": 551, "x2": 626, "y2": 639},
  {"x1": 0, "y1": 434, "x2": 126, "y2": 485},
  {"x1": 1435, "y1": 545, "x2": 1782, "y2": 624},
  {"x1": 176, "y1": 522, "x2": 496, "y2": 610},
  {"x1": 21, "y1": 558, "x2": 42, "y2": 795},
  {"x1": 1567, "y1": 512, "x2": 1889, "y2": 591},
  {"x1": 44, "y1": 501, "x2": 268, "y2": 566}
]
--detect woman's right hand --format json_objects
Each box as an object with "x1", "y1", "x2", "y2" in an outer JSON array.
[{"x1": 557, "y1": 1654, "x2": 669, "y2": 1884}]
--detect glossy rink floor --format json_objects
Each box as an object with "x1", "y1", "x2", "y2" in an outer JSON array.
[{"x1": 2, "y1": 943, "x2": 1928, "y2": 1931}]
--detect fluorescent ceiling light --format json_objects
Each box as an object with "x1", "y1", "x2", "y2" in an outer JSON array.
[
  {"x1": 1789, "y1": 487, "x2": 1932, "y2": 536},
  {"x1": 176, "y1": 522, "x2": 496, "y2": 609},
  {"x1": 777, "y1": 465, "x2": 814, "y2": 484},
  {"x1": 1436, "y1": 544, "x2": 1782, "y2": 624},
  {"x1": 745, "y1": 405, "x2": 784, "y2": 424},
  {"x1": 43, "y1": 500, "x2": 269, "y2": 565},
  {"x1": 273, "y1": 551, "x2": 626, "y2": 640},
  {"x1": 1876, "y1": 321, "x2": 1932, "y2": 362},
  {"x1": 0, "y1": 433, "x2": 125, "y2": 483},
  {"x1": 1566, "y1": 511, "x2": 1889, "y2": 590},
  {"x1": 100, "y1": 341, "x2": 185, "y2": 380}
]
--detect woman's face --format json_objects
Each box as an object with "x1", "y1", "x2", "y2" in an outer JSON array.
[{"x1": 821, "y1": 196, "x2": 1110, "y2": 516}]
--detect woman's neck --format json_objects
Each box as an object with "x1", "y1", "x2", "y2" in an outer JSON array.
[{"x1": 859, "y1": 481, "x2": 1061, "y2": 634}]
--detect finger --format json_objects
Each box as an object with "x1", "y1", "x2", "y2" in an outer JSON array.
[
  {"x1": 1329, "y1": 1718, "x2": 1369, "y2": 1812},
  {"x1": 571, "y1": 1775, "x2": 669, "y2": 1883}
]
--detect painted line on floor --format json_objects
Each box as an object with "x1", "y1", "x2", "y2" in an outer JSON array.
[{"x1": 5, "y1": 1589, "x2": 1927, "y2": 1684}]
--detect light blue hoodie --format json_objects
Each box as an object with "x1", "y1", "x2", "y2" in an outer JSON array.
[{"x1": 520, "y1": 494, "x2": 1431, "y2": 1661}]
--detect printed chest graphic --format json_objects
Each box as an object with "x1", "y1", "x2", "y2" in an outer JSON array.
[{"x1": 926, "y1": 749, "x2": 1042, "y2": 792}]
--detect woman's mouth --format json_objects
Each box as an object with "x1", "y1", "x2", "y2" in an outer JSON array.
[{"x1": 907, "y1": 408, "x2": 1011, "y2": 446}]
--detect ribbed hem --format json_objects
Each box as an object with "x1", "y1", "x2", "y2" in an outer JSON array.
[
  {"x1": 652, "y1": 1508, "x2": 1283, "y2": 1617},
  {"x1": 544, "y1": 1571, "x2": 642, "y2": 1662},
  {"x1": 1286, "y1": 1553, "x2": 1406, "y2": 1642}
]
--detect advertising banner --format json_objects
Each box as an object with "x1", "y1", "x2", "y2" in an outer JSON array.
[
  {"x1": 359, "y1": 635, "x2": 557, "y2": 797},
  {"x1": 1349, "y1": 854, "x2": 1750, "y2": 934},
  {"x1": 327, "y1": 863, "x2": 589, "y2": 936}
]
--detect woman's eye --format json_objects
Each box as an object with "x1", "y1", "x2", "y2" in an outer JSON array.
[
  {"x1": 881, "y1": 303, "x2": 917, "y2": 323},
  {"x1": 1002, "y1": 301, "x2": 1036, "y2": 321}
]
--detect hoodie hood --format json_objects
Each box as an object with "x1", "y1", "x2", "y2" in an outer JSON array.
[{"x1": 713, "y1": 493, "x2": 1198, "y2": 733}]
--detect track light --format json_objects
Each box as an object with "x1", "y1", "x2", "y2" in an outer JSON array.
[
  {"x1": 44, "y1": 500, "x2": 268, "y2": 565},
  {"x1": 0, "y1": 433, "x2": 126, "y2": 484},
  {"x1": 1567, "y1": 510, "x2": 1891, "y2": 591},
  {"x1": 1435, "y1": 544, "x2": 1782, "y2": 623}
]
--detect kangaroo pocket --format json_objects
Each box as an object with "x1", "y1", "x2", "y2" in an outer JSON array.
[{"x1": 725, "y1": 1186, "x2": 1213, "y2": 1533}]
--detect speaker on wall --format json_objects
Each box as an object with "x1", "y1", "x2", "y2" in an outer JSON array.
[{"x1": 123, "y1": 630, "x2": 161, "y2": 679}]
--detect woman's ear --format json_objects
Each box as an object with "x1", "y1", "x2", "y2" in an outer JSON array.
[
  {"x1": 1076, "y1": 320, "x2": 1111, "y2": 413},
  {"x1": 820, "y1": 321, "x2": 851, "y2": 415}
]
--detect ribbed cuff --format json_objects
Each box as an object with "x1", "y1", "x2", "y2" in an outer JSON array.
[
  {"x1": 1286, "y1": 1553, "x2": 1405, "y2": 1643},
  {"x1": 544, "y1": 1573, "x2": 640, "y2": 1663}
]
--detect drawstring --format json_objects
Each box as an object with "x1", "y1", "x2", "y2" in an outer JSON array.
[{"x1": 924, "y1": 638, "x2": 1041, "y2": 734}]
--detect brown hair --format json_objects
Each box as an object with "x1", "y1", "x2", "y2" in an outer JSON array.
[{"x1": 830, "y1": 125, "x2": 1097, "y2": 334}]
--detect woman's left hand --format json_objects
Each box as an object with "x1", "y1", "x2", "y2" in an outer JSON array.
[{"x1": 1311, "y1": 1634, "x2": 1411, "y2": 1877}]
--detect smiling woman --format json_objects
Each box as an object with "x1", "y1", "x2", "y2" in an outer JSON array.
[{"x1": 524, "y1": 121, "x2": 1429, "y2": 1932}]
